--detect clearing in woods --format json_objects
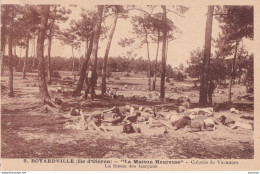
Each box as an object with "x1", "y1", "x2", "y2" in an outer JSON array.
[{"x1": 1, "y1": 71, "x2": 254, "y2": 159}]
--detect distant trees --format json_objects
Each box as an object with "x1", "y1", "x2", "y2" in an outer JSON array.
[
  {"x1": 118, "y1": 5, "x2": 188, "y2": 97},
  {"x1": 1, "y1": 5, "x2": 24, "y2": 97},
  {"x1": 131, "y1": 15, "x2": 153, "y2": 90},
  {"x1": 186, "y1": 47, "x2": 228, "y2": 82},
  {"x1": 32, "y1": 55, "x2": 175, "y2": 78},
  {"x1": 46, "y1": 5, "x2": 71, "y2": 83},
  {"x1": 58, "y1": 28, "x2": 80, "y2": 74},
  {"x1": 1, "y1": 4, "x2": 70, "y2": 86},
  {"x1": 245, "y1": 54, "x2": 253, "y2": 93},
  {"x1": 20, "y1": 5, "x2": 40, "y2": 79},
  {"x1": 236, "y1": 44, "x2": 250, "y2": 84},
  {"x1": 185, "y1": 47, "x2": 204, "y2": 79},
  {"x1": 179, "y1": 63, "x2": 184, "y2": 71},
  {"x1": 215, "y1": 6, "x2": 253, "y2": 102},
  {"x1": 1, "y1": 5, "x2": 41, "y2": 79}
]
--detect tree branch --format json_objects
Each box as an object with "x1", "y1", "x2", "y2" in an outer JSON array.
[
  {"x1": 166, "y1": 9, "x2": 185, "y2": 18},
  {"x1": 131, "y1": 7, "x2": 162, "y2": 22},
  {"x1": 102, "y1": 12, "x2": 115, "y2": 19},
  {"x1": 213, "y1": 13, "x2": 228, "y2": 16}
]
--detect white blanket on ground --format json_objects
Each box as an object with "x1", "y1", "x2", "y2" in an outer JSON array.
[{"x1": 184, "y1": 107, "x2": 214, "y2": 119}]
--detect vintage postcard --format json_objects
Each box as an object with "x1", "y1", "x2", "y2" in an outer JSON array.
[{"x1": 0, "y1": 0, "x2": 260, "y2": 171}]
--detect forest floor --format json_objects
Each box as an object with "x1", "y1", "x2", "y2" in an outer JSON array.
[{"x1": 1, "y1": 71, "x2": 254, "y2": 159}]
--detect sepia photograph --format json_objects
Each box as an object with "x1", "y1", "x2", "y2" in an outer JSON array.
[{"x1": 0, "y1": 1, "x2": 258, "y2": 171}]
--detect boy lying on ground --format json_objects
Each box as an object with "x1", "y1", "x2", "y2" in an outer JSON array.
[
  {"x1": 218, "y1": 115, "x2": 254, "y2": 130},
  {"x1": 122, "y1": 122, "x2": 141, "y2": 134}
]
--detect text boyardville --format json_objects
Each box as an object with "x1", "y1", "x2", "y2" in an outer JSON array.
[{"x1": 28, "y1": 159, "x2": 239, "y2": 165}]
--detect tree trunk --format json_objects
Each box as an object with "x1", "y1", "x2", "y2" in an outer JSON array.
[
  {"x1": 72, "y1": 46, "x2": 75, "y2": 74},
  {"x1": 32, "y1": 57, "x2": 36, "y2": 70},
  {"x1": 22, "y1": 34, "x2": 30, "y2": 78},
  {"x1": 101, "y1": 11, "x2": 118, "y2": 95},
  {"x1": 166, "y1": 38, "x2": 169, "y2": 62},
  {"x1": 37, "y1": 5, "x2": 51, "y2": 103},
  {"x1": 1, "y1": 42, "x2": 6, "y2": 75},
  {"x1": 237, "y1": 45, "x2": 243, "y2": 84},
  {"x1": 47, "y1": 36, "x2": 52, "y2": 84},
  {"x1": 199, "y1": 6, "x2": 214, "y2": 106},
  {"x1": 79, "y1": 39, "x2": 88, "y2": 71},
  {"x1": 85, "y1": 39, "x2": 89, "y2": 56},
  {"x1": 32, "y1": 37, "x2": 36, "y2": 69},
  {"x1": 160, "y1": 6, "x2": 167, "y2": 99},
  {"x1": 73, "y1": 34, "x2": 94, "y2": 95},
  {"x1": 238, "y1": 66, "x2": 241, "y2": 84},
  {"x1": 228, "y1": 40, "x2": 239, "y2": 103},
  {"x1": 13, "y1": 45, "x2": 16, "y2": 57},
  {"x1": 165, "y1": 34, "x2": 169, "y2": 63},
  {"x1": 7, "y1": 6, "x2": 15, "y2": 97},
  {"x1": 79, "y1": 58, "x2": 81, "y2": 72},
  {"x1": 19, "y1": 47, "x2": 22, "y2": 67},
  {"x1": 91, "y1": 5, "x2": 104, "y2": 98},
  {"x1": 152, "y1": 31, "x2": 160, "y2": 91},
  {"x1": 78, "y1": 47, "x2": 81, "y2": 71},
  {"x1": 144, "y1": 26, "x2": 151, "y2": 91},
  {"x1": 1, "y1": 8, "x2": 7, "y2": 75},
  {"x1": 165, "y1": 37, "x2": 169, "y2": 81},
  {"x1": 47, "y1": 5, "x2": 57, "y2": 82},
  {"x1": 30, "y1": 36, "x2": 34, "y2": 57},
  {"x1": 92, "y1": 6, "x2": 104, "y2": 74}
]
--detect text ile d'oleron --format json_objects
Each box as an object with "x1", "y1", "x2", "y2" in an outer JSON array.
[{"x1": 24, "y1": 159, "x2": 239, "y2": 169}]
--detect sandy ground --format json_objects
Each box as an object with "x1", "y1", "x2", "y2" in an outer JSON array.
[{"x1": 1, "y1": 71, "x2": 254, "y2": 159}]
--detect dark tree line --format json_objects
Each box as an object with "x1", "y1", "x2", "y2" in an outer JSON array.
[
  {"x1": 3, "y1": 55, "x2": 180, "y2": 79},
  {"x1": 186, "y1": 47, "x2": 254, "y2": 85}
]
